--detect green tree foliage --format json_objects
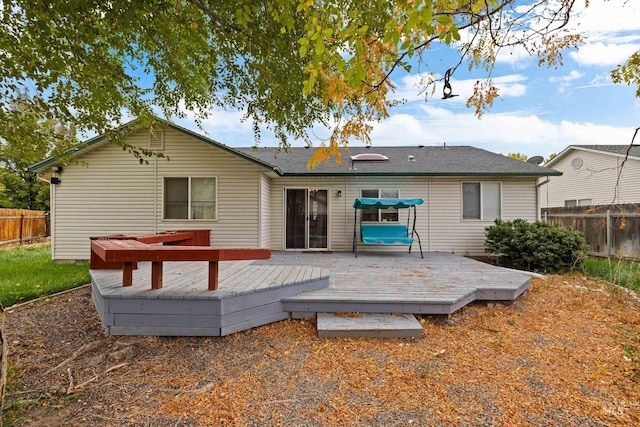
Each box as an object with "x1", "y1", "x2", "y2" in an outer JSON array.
[
  {"x1": 0, "y1": 1, "x2": 601, "y2": 167},
  {"x1": 612, "y1": 51, "x2": 640, "y2": 98},
  {"x1": 506, "y1": 152, "x2": 528, "y2": 161},
  {"x1": 0, "y1": 92, "x2": 76, "y2": 209},
  {"x1": 485, "y1": 219, "x2": 589, "y2": 273},
  {"x1": 545, "y1": 152, "x2": 558, "y2": 164}
]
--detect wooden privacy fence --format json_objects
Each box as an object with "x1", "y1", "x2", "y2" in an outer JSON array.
[
  {"x1": 0, "y1": 209, "x2": 50, "y2": 246},
  {"x1": 542, "y1": 204, "x2": 640, "y2": 260}
]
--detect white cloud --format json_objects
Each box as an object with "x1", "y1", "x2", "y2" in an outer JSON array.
[
  {"x1": 392, "y1": 73, "x2": 527, "y2": 104},
  {"x1": 468, "y1": 0, "x2": 640, "y2": 69},
  {"x1": 568, "y1": 0, "x2": 640, "y2": 41},
  {"x1": 574, "y1": 73, "x2": 613, "y2": 90},
  {"x1": 549, "y1": 70, "x2": 584, "y2": 92},
  {"x1": 564, "y1": 0, "x2": 640, "y2": 67},
  {"x1": 569, "y1": 42, "x2": 639, "y2": 66},
  {"x1": 368, "y1": 105, "x2": 636, "y2": 158},
  {"x1": 549, "y1": 70, "x2": 584, "y2": 84}
]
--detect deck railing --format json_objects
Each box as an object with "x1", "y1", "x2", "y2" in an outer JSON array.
[{"x1": 0, "y1": 209, "x2": 50, "y2": 246}]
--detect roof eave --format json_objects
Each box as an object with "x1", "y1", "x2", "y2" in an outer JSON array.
[
  {"x1": 28, "y1": 117, "x2": 283, "y2": 174},
  {"x1": 280, "y1": 171, "x2": 562, "y2": 177}
]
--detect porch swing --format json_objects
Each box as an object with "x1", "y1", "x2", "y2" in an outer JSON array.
[{"x1": 352, "y1": 197, "x2": 424, "y2": 258}]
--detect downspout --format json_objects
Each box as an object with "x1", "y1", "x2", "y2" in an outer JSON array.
[
  {"x1": 258, "y1": 174, "x2": 263, "y2": 248},
  {"x1": 344, "y1": 177, "x2": 348, "y2": 251},
  {"x1": 427, "y1": 178, "x2": 431, "y2": 251},
  {"x1": 536, "y1": 176, "x2": 550, "y2": 221},
  {"x1": 37, "y1": 173, "x2": 55, "y2": 259},
  {"x1": 153, "y1": 154, "x2": 158, "y2": 233}
]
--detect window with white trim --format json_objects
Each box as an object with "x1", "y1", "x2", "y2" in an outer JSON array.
[
  {"x1": 564, "y1": 198, "x2": 592, "y2": 207},
  {"x1": 462, "y1": 182, "x2": 501, "y2": 220},
  {"x1": 361, "y1": 189, "x2": 399, "y2": 222},
  {"x1": 164, "y1": 177, "x2": 217, "y2": 220}
]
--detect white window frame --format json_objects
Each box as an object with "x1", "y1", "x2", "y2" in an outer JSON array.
[
  {"x1": 163, "y1": 176, "x2": 218, "y2": 221},
  {"x1": 461, "y1": 181, "x2": 502, "y2": 221},
  {"x1": 360, "y1": 189, "x2": 399, "y2": 223},
  {"x1": 564, "y1": 198, "x2": 592, "y2": 207}
]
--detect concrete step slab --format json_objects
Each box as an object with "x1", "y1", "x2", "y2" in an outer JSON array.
[{"x1": 317, "y1": 312, "x2": 423, "y2": 338}]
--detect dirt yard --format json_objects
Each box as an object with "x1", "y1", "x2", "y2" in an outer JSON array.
[{"x1": 3, "y1": 274, "x2": 640, "y2": 426}]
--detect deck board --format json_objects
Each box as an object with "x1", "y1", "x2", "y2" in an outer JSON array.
[{"x1": 91, "y1": 251, "x2": 531, "y2": 336}]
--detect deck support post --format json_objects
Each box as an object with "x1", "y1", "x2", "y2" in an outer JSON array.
[
  {"x1": 151, "y1": 262, "x2": 163, "y2": 289},
  {"x1": 208, "y1": 261, "x2": 219, "y2": 290},
  {"x1": 122, "y1": 262, "x2": 134, "y2": 286}
]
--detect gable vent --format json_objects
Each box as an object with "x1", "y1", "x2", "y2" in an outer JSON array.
[
  {"x1": 149, "y1": 129, "x2": 165, "y2": 151},
  {"x1": 350, "y1": 153, "x2": 389, "y2": 161},
  {"x1": 571, "y1": 157, "x2": 583, "y2": 170}
]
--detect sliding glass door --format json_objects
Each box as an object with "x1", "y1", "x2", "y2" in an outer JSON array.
[{"x1": 285, "y1": 188, "x2": 328, "y2": 250}]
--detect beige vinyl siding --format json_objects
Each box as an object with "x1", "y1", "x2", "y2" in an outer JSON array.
[
  {"x1": 502, "y1": 179, "x2": 537, "y2": 220},
  {"x1": 618, "y1": 157, "x2": 640, "y2": 203},
  {"x1": 52, "y1": 128, "x2": 266, "y2": 260},
  {"x1": 154, "y1": 128, "x2": 264, "y2": 247},
  {"x1": 259, "y1": 174, "x2": 271, "y2": 248},
  {"x1": 52, "y1": 135, "x2": 155, "y2": 260},
  {"x1": 429, "y1": 177, "x2": 537, "y2": 256},
  {"x1": 542, "y1": 150, "x2": 640, "y2": 208},
  {"x1": 268, "y1": 176, "x2": 536, "y2": 256}
]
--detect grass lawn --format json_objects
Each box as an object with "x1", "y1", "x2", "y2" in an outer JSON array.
[
  {"x1": 0, "y1": 244, "x2": 90, "y2": 307},
  {"x1": 580, "y1": 257, "x2": 640, "y2": 293}
]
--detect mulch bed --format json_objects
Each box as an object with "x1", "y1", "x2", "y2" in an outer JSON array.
[{"x1": 3, "y1": 274, "x2": 640, "y2": 426}]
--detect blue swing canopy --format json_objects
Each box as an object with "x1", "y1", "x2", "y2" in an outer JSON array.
[
  {"x1": 352, "y1": 197, "x2": 424, "y2": 209},
  {"x1": 352, "y1": 197, "x2": 424, "y2": 258}
]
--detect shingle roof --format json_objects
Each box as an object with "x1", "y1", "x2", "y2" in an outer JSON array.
[
  {"x1": 28, "y1": 115, "x2": 560, "y2": 177},
  {"x1": 570, "y1": 144, "x2": 640, "y2": 158},
  {"x1": 236, "y1": 145, "x2": 560, "y2": 176}
]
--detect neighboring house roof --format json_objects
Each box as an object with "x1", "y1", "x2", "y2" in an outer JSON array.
[
  {"x1": 546, "y1": 144, "x2": 640, "y2": 168},
  {"x1": 236, "y1": 146, "x2": 560, "y2": 177},
  {"x1": 29, "y1": 117, "x2": 560, "y2": 177}
]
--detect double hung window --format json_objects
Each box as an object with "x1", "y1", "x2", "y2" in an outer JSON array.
[
  {"x1": 361, "y1": 189, "x2": 399, "y2": 222},
  {"x1": 462, "y1": 182, "x2": 501, "y2": 220},
  {"x1": 164, "y1": 177, "x2": 217, "y2": 220}
]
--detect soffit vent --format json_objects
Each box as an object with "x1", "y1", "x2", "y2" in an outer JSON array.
[
  {"x1": 149, "y1": 129, "x2": 165, "y2": 151},
  {"x1": 350, "y1": 153, "x2": 389, "y2": 161}
]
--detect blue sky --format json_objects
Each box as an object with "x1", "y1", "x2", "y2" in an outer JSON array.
[{"x1": 170, "y1": 0, "x2": 640, "y2": 160}]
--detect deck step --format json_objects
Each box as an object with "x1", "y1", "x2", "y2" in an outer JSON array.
[{"x1": 316, "y1": 312, "x2": 423, "y2": 338}]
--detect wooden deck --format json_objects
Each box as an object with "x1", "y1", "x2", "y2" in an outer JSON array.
[
  {"x1": 91, "y1": 260, "x2": 329, "y2": 336},
  {"x1": 91, "y1": 252, "x2": 531, "y2": 337},
  {"x1": 258, "y1": 252, "x2": 531, "y2": 316}
]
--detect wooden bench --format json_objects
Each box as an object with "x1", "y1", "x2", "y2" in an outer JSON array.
[
  {"x1": 90, "y1": 237, "x2": 270, "y2": 291},
  {"x1": 90, "y1": 230, "x2": 211, "y2": 269}
]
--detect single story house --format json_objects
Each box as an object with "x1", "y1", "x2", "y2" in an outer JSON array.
[
  {"x1": 30, "y1": 118, "x2": 560, "y2": 261},
  {"x1": 540, "y1": 144, "x2": 640, "y2": 208}
]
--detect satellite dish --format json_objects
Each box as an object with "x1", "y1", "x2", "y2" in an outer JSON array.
[{"x1": 527, "y1": 155, "x2": 544, "y2": 165}]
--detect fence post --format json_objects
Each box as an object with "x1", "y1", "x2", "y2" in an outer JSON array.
[
  {"x1": 45, "y1": 212, "x2": 51, "y2": 237},
  {"x1": 544, "y1": 211, "x2": 548, "y2": 223},
  {"x1": 19, "y1": 214, "x2": 24, "y2": 246},
  {"x1": 606, "y1": 209, "x2": 611, "y2": 259}
]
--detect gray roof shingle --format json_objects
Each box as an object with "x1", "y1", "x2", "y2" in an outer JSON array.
[
  {"x1": 236, "y1": 145, "x2": 560, "y2": 176},
  {"x1": 570, "y1": 144, "x2": 640, "y2": 158}
]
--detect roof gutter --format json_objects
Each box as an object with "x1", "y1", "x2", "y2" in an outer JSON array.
[{"x1": 279, "y1": 171, "x2": 563, "y2": 178}]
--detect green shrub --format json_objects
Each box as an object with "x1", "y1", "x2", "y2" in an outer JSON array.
[{"x1": 485, "y1": 219, "x2": 589, "y2": 273}]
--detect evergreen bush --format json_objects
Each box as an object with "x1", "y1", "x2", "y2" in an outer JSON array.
[{"x1": 484, "y1": 219, "x2": 589, "y2": 273}]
